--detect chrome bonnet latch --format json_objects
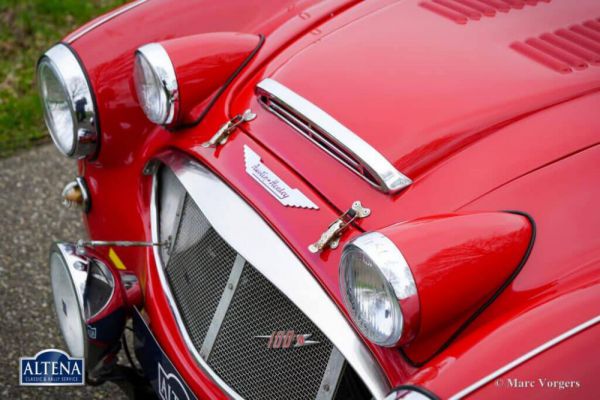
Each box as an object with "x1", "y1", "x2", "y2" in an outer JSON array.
[
  {"x1": 308, "y1": 201, "x2": 370, "y2": 253},
  {"x1": 202, "y1": 109, "x2": 256, "y2": 148}
]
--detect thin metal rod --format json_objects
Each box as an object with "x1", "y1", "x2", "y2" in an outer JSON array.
[{"x1": 76, "y1": 239, "x2": 167, "y2": 248}]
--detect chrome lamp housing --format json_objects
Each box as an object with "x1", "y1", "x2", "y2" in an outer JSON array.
[
  {"x1": 339, "y1": 232, "x2": 420, "y2": 347},
  {"x1": 49, "y1": 243, "x2": 141, "y2": 374},
  {"x1": 37, "y1": 44, "x2": 99, "y2": 158},
  {"x1": 134, "y1": 43, "x2": 179, "y2": 125}
]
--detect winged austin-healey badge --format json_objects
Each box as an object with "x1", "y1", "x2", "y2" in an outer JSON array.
[{"x1": 244, "y1": 145, "x2": 319, "y2": 210}]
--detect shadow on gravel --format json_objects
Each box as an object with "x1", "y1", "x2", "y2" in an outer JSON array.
[{"x1": 0, "y1": 145, "x2": 126, "y2": 399}]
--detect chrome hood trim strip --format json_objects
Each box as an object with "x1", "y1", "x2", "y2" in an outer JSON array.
[
  {"x1": 65, "y1": 0, "x2": 149, "y2": 43},
  {"x1": 449, "y1": 314, "x2": 600, "y2": 399},
  {"x1": 256, "y1": 78, "x2": 412, "y2": 194},
  {"x1": 150, "y1": 151, "x2": 390, "y2": 399}
]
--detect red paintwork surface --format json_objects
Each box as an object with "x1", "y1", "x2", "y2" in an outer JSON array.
[
  {"x1": 236, "y1": 0, "x2": 600, "y2": 230},
  {"x1": 407, "y1": 145, "x2": 600, "y2": 397},
  {"x1": 380, "y1": 212, "x2": 531, "y2": 361},
  {"x1": 61, "y1": 0, "x2": 600, "y2": 397},
  {"x1": 468, "y1": 323, "x2": 599, "y2": 399},
  {"x1": 158, "y1": 32, "x2": 260, "y2": 125}
]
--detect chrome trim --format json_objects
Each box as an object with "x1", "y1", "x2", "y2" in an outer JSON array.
[
  {"x1": 256, "y1": 78, "x2": 412, "y2": 194},
  {"x1": 52, "y1": 243, "x2": 89, "y2": 321},
  {"x1": 76, "y1": 239, "x2": 164, "y2": 250},
  {"x1": 151, "y1": 170, "x2": 243, "y2": 400},
  {"x1": 61, "y1": 177, "x2": 91, "y2": 212},
  {"x1": 199, "y1": 255, "x2": 246, "y2": 360},
  {"x1": 85, "y1": 259, "x2": 116, "y2": 320},
  {"x1": 150, "y1": 152, "x2": 390, "y2": 399},
  {"x1": 203, "y1": 110, "x2": 257, "y2": 148},
  {"x1": 309, "y1": 201, "x2": 370, "y2": 253},
  {"x1": 316, "y1": 347, "x2": 346, "y2": 400},
  {"x1": 340, "y1": 232, "x2": 419, "y2": 346},
  {"x1": 38, "y1": 44, "x2": 98, "y2": 158},
  {"x1": 449, "y1": 314, "x2": 600, "y2": 399},
  {"x1": 76, "y1": 176, "x2": 91, "y2": 213},
  {"x1": 50, "y1": 243, "x2": 90, "y2": 359},
  {"x1": 385, "y1": 389, "x2": 433, "y2": 400},
  {"x1": 50, "y1": 242, "x2": 135, "y2": 372},
  {"x1": 61, "y1": 178, "x2": 91, "y2": 213},
  {"x1": 135, "y1": 43, "x2": 178, "y2": 125},
  {"x1": 65, "y1": 0, "x2": 149, "y2": 43}
]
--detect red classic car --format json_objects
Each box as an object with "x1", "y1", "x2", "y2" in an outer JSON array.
[{"x1": 38, "y1": 0, "x2": 599, "y2": 399}]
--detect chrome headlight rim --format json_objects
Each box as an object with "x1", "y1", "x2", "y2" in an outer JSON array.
[
  {"x1": 84, "y1": 259, "x2": 116, "y2": 321},
  {"x1": 50, "y1": 242, "x2": 140, "y2": 374},
  {"x1": 340, "y1": 232, "x2": 420, "y2": 347},
  {"x1": 134, "y1": 43, "x2": 179, "y2": 125},
  {"x1": 49, "y1": 242, "x2": 89, "y2": 359},
  {"x1": 37, "y1": 44, "x2": 99, "y2": 159}
]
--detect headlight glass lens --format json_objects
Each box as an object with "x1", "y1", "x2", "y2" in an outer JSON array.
[
  {"x1": 50, "y1": 252, "x2": 85, "y2": 357},
  {"x1": 340, "y1": 244, "x2": 403, "y2": 346},
  {"x1": 134, "y1": 52, "x2": 170, "y2": 124},
  {"x1": 37, "y1": 44, "x2": 98, "y2": 158},
  {"x1": 38, "y1": 59, "x2": 75, "y2": 155}
]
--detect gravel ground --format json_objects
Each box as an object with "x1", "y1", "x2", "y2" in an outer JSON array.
[{"x1": 0, "y1": 144, "x2": 126, "y2": 399}]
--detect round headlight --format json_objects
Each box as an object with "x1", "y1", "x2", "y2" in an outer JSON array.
[
  {"x1": 134, "y1": 43, "x2": 178, "y2": 125},
  {"x1": 49, "y1": 243, "x2": 140, "y2": 372},
  {"x1": 38, "y1": 60, "x2": 75, "y2": 154},
  {"x1": 339, "y1": 232, "x2": 419, "y2": 347},
  {"x1": 50, "y1": 251, "x2": 86, "y2": 357},
  {"x1": 37, "y1": 44, "x2": 98, "y2": 158}
]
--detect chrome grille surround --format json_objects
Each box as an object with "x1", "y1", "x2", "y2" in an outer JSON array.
[
  {"x1": 149, "y1": 152, "x2": 390, "y2": 399},
  {"x1": 162, "y1": 181, "x2": 336, "y2": 399}
]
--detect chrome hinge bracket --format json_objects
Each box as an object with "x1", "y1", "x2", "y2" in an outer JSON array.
[
  {"x1": 308, "y1": 201, "x2": 370, "y2": 254},
  {"x1": 75, "y1": 239, "x2": 169, "y2": 255},
  {"x1": 202, "y1": 109, "x2": 256, "y2": 148}
]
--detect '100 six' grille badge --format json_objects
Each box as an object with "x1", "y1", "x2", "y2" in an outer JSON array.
[{"x1": 255, "y1": 330, "x2": 320, "y2": 349}]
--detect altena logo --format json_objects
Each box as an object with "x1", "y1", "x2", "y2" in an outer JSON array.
[
  {"x1": 19, "y1": 349, "x2": 84, "y2": 386},
  {"x1": 158, "y1": 362, "x2": 190, "y2": 400}
]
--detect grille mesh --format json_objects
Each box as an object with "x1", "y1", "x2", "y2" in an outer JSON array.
[
  {"x1": 159, "y1": 169, "x2": 351, "y2": 399},
  {"x1": 208, "y1": 265, "x2": 334, "y2": 400},
  {"x1": 165, "y1": 194, "x2": 237, "y2": 349}
]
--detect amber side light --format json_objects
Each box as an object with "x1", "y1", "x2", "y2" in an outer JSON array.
[
  {"x1": 379, "y1": 212, "x2": 533, "y2": 364},
  {"x1": 64, "y1": 186, "x2": 83, "y2": 204},
  {"x1": 159, "y1": 32, "x2": 261, "y2": 126}
]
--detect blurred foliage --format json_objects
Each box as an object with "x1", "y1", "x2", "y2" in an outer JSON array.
[{"x1": 0, "y1": 0, "x2": 126, "y2": 157}]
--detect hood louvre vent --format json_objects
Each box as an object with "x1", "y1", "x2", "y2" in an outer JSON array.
[
  {"x1": 511, "y1": 19, "x2": 600, "y2": 73},
  {"x1": 256, "y1": 78, "x2": 412, "y2": 194},
  {"x1": 419, "y1": 0, "x2": 551, "y2": 25}
]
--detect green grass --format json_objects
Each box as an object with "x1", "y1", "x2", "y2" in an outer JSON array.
[{"x1": 0, "y1": 0, "x2": 126, "y2": 157}]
